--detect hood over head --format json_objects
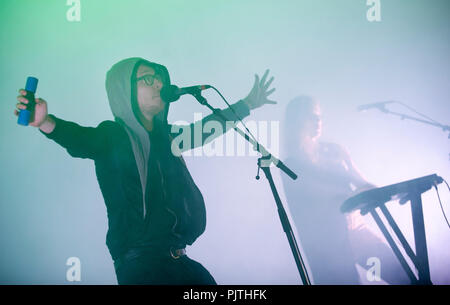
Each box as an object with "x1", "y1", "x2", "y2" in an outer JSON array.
[{"x1": 105, "y1": 57, "x2": 171, "y2": 218}]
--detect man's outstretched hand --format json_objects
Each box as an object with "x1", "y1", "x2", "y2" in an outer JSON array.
[
  {"x1": 243, "y1": 69, "x2": 277, "y2": 110},
  {"x1": 15, "y1": 89, "x2": 55, "y2": 133}
]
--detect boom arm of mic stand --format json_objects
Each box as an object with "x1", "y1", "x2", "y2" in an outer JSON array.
[
  {"x1": 381, "y1": 109, "x2": 450, "y2": 136},
  {"x1": 381, "y1": 109, "x2": 450, "y2": 160},
  {"x1": 192, "y1": 92, "x2": 298, "y2": 180}
]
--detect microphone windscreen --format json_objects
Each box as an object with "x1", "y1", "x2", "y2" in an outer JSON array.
[{"x1": 161, "y1": 85, "x2": 179, "y2": 103}]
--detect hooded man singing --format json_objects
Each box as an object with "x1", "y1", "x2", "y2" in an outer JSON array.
[{"x1": 14, "y1": 57, "x2": 276, "y2": 284}]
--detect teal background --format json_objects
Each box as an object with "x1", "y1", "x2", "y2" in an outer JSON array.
[{"x1": 1, "y1": 0, "x2": 449, "y2": 284}]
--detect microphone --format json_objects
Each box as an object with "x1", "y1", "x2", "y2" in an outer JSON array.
[
  {"x1": 18, "y1": 76, "x2": 39, "y2": 126},
  {"x1": 161, "y1": 84, "x2": 211, "y2": 103},
  {"x1": 357, "y1": 101, "x2": 395, "y2": 112}
]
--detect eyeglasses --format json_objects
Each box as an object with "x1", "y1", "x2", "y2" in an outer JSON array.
[{"x1": 136, "y1": 74, "x2": 162, "y2": 86}]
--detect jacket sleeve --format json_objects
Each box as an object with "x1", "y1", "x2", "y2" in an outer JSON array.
[
  {"x1": 39, "y1": 114, "x2": 114, "y2": 160},
  {"x1": 169, "y1": 99, "x2": 251, "y2": 153}
]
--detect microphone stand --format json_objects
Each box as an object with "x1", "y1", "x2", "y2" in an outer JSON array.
[
  {"x1": 378, "y1": 108, "x2": 450, "y2": 137},
  {"x1": 376, "y1": 106, "x2": 450, "y2": 160},
  {"x1": 191, "y1": 91, "x2": 311, "y2": 285}
]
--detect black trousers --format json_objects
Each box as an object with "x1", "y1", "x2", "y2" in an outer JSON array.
[{"x1": 114, "y1": 252, "x2": 217, "y2": 285}]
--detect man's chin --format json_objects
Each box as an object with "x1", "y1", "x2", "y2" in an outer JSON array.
[{"x1": 144, "y1": 106, "x2": 164, "y2": 116}]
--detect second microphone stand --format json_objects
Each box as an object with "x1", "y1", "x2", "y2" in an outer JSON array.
[{"x1": 376, "y1": 104, "x2": 450, "y2": 160}]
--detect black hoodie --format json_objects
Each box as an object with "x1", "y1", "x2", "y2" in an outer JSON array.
[{"x1": 39, "y1": 57, "x2": 250, "y2": 260}]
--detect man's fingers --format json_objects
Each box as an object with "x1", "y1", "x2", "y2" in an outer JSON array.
[
  {"x1": 254, "y1": 74, "x2": 260, "y2": 89},
  {"x1": 259, "y1": 69, "x2": 269, "y2": 86},
  {"x1": 17, "y1": 95, "x2": 29, "y2": 103},
  {"x1": 265, "y1": 88, "x2": 276, "y2": 96},
  {"x1": 263, "y1": 76, "x2": 274, "y2": 90},
  {"x1": 18, "y1": 89, "x2": 26, "y2": 96},
  {"x1": 16, "y1": 102, "x2": 26, "y2": 110}
]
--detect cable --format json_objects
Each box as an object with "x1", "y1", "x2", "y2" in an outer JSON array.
[
  {"x1": 209, "y1": 85, "x2": 258, "y2": 143},
  {"x1": 433, "y1": 180, "x2": 450, "y2": 230},
  {"x1": 444, "y1": 178, "x2": 450, "y2": 192},
  {"x1": 396, "y1": 101, "x2": 442, "y2": 126}
]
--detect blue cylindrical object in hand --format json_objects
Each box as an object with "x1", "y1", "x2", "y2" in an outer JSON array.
[{"x1": 17, "y1": 77, "x2": 39, "y2": 126}]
